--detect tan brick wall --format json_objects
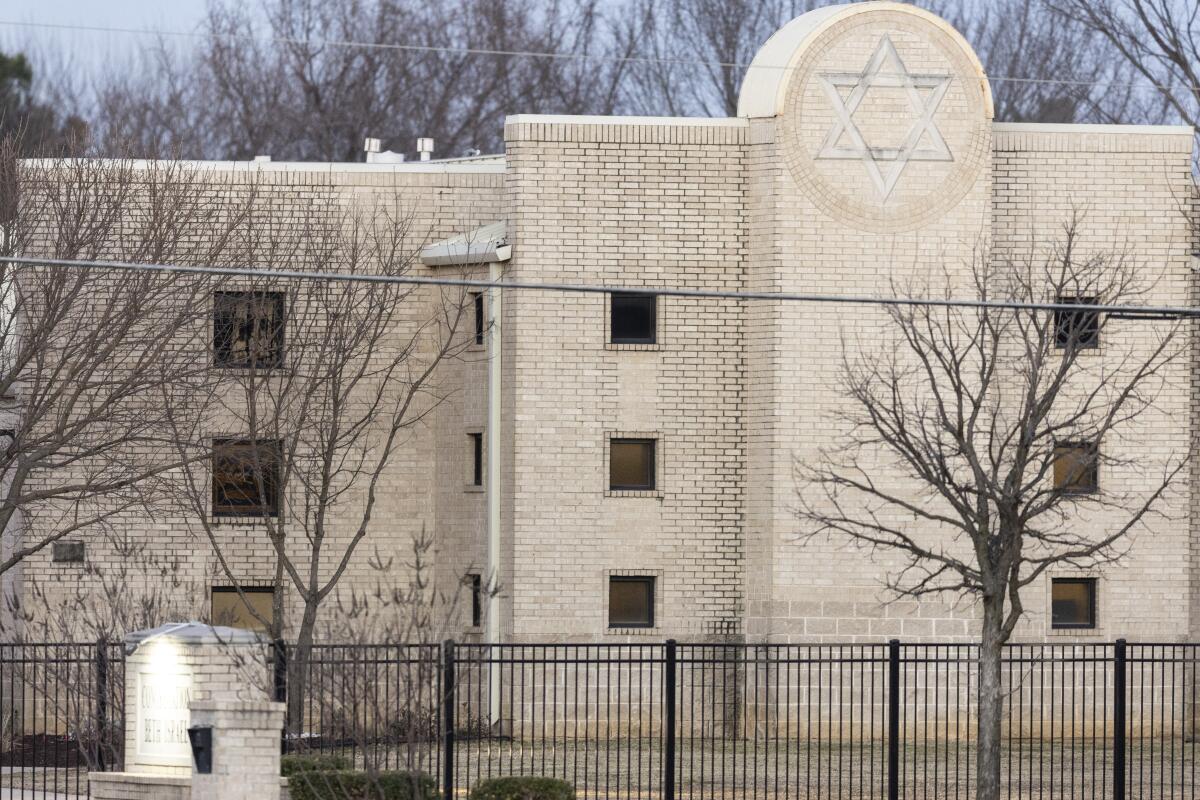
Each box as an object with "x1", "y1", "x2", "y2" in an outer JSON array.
[
  {"x1": 502, "y1": 118, "x2": 748, "y2": 641},
  {"x1": 18, "y1": 163, "x2": 505, "y2": 641}
]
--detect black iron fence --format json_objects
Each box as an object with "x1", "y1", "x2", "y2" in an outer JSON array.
[
  {"x1": 279, "y1": 639, "x2": 1199, "y2": 800},
  {"x1": 0, "y1": 641, "x2": 123, "y2": 799},
  {"x1": 0, "y1": 638, "x2": 1195, "y2": 798}
]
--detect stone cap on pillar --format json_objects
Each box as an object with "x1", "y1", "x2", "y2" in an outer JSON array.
[{"x1": 125, "y1": 622, "x2": 269, "y2": 652}]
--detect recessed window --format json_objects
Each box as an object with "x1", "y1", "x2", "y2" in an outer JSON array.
[
  {"x1": 52, "y1": 541, "x2": 85, "y2": 563},
  {"x1": 470, "y1": 292, "x2": 484, "y2": 345},
  {"x1": 609, "y1": 576, "x2": 655, "y2": 628},
  {"x1": 211, "y1": 586, "x2": 274, "y2": 632},
  {"x1": 469, "y1": 432, "x2": 483, "y2": 487},
  {"x1": 212, "y1": 439, "x2": 281, "y2": 517},
  {"x1": 469, "y1": 573, "x2": 482, "y2": 627},
  {"x1": 609, "y1": 438, "x2": 655, "y2": 491},
  {"x1": 1053, "y1": 442, "x2": 1098, "y2": 494},
  {"x1": 1054, "y1": 296, "x2": 1099, "y2": 349},
  {"x1": 610, "y1": 293, "x2": 656, "y2": 344},
  {"x1": 213, "y1": 291, "x2": 286, "y2": 368},
  {"x1": 1051, "y1": 578, "x2": 1096, "y2": 629}
]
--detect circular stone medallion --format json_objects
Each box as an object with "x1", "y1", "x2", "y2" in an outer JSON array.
[{"x1": 780, "y1": 9, "x2": 991, "y2": 233}]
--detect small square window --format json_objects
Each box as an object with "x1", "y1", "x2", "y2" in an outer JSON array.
[
  {"x1": 1051, "y1": 578, "x2": 1096, "y2": 629},
  {"x1": 52, "y1": 541, "x2": 85, "y2": 563},
  {"x1": 1054, "y1": 296, "x2": 1099, "y2": 349},
  {"x1": 469, "y1": 573, "x2": 482, "y2": 627},
  {"x1": 610, "y1": 439, "x2": 655, "y2": 490},
  {"x1": 212, "y1": 439, "x2": 281, "y2": 517},
  {"x1": 611, "y1": 293, "x2": 656, "y2": 344},
  {"x1": 213, "y1": 291, "x2": 286, "y2": 368},
  {"x1": 609, "y1": 576, "x2": 655, "y2": 628},
  {"x1": 472, "y1": 293, "x2": 485, "y2": 345},
  {"x1": 469, "y1": 432, "x2": 483, "y2": 487},
  {"x1": 211, "y1": 586, "x2": 275, "y2": 632},
  {"x1": 1053, "y1": 442, "x2": 1098, "y2": 494}
]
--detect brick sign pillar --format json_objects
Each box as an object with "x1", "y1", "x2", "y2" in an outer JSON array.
[
  {"x1": 190, "y1": 699, "x2": 286, "y2": 800},
  {"x1": 90, "y1": 622, "x2": 284, "y2": 800}
]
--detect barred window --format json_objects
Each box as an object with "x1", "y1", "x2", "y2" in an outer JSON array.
[
  {"x1": 213, "y1": 291, "x2": 286, "y2": 368},
  {"x1": 212, "y1": 439, "x2": 281, "y2": 517}
]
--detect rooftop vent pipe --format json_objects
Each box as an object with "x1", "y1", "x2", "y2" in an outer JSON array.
[
  {"x1": 417, "y1": 138, "x2": 434, "y2": 161},
  {"x1": 364, "y1": 137, "x2": 406, "y2": 164}
]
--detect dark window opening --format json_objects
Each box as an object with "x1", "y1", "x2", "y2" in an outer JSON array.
[
  {"x1": 470, "y1": 432, "x2": 483, "y2": 486},
  {"x1": 211, "y1": 586, "x2": 274, "y2": 632},
  {"x1": 611, "y1": 293, "x2": 656, "y2": 344},
  {"x1": 213, "y1": 291, "x2": 286, "y2": 368},
  {"x1": 1053, "y1": 442, "x2": 1098, "y2": 494},
  {"x1": 212, "y1": 439, "x2": 281, "y2": 517},
  {"x1": 52, "y1": 541, "x2": 85, "y2": 563},
  {"x1": 469, "y1": 573, "x2": 482, "y2": 627},
  {"x1": 610, "y1": 439, "x2": 655, "y2": 490},
  {"x1": 1054, "y1": 296, "x2": 1099, "y2": 349},
  {"x1": 1051, "y1": 578, "x2": 1096, "y2": 629},
  {"x1": 473, "y1": 293, "x2": 485, "y2": 345},
  {"x1": 609, "y1": 576, "x2": 655, "y2": 628}
]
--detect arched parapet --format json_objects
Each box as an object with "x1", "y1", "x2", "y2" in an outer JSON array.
[{"x1": 738, "y1": 2, "x2": 993, "y2": 233}]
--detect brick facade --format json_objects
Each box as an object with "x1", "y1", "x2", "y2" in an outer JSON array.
[{"x1": 17, "y1": 2, "x2": 1199, "y2": 646}]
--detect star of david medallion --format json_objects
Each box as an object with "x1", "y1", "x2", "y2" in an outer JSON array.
[
  {"x1": 777, "y1": 9, "x2": 992, "y2": 233},
  {"x1": 815, "y1": 36, "x2": 953, "y2": 199}
]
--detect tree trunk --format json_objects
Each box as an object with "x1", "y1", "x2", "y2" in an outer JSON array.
[
  {"x1": 977, "y1": 599, "x2": 1006, "y2": 800},
  {"x1": 287, "y1": 601, "x2": 319, "y2": 737}
]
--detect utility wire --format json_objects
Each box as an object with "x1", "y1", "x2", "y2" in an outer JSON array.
[
  {"x1": 0, "y1": 18, "x2": 1196, "y2": 95},
  {"x1": 5, "y1": 255, "x2": 1196, "y2": 319}
]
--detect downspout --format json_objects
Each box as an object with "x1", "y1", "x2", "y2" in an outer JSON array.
[{"x1": 485, "y1": 255, "x2": 504, "y2": 729}]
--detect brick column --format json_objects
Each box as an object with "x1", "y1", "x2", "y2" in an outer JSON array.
[{"x1": 189, "y1": 699, "x2": 285, "y2": 800}]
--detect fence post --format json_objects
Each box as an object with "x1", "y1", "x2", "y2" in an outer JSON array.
[
  {"x1": 94, "y1": 639, "x2": 108, "y2": 772},
  {"x1": 442, "y1": 640, "x2": 456, "y2": 800},
  {"x1": 273, "y1": 639, "x2": 288, "y2": 703},
  {"x1": 888, "y1": 639, "x2": 900, "y2": 800},
  {"x1": 1114, "y1": 638, "x2": 1127, "y2": 800},
  {"x1": 663, "y1": 639, "x2": 677, "y2": 800},
  {"x1": 273, "y1": 639, "x2": 288, "y2": 753}
]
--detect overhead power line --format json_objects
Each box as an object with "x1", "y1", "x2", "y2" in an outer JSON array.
[
  {"x1": 0, "y1": 18, "x2": 1195, "y2": 95},
  {"x1": 5, "y1": 255, "x2": 1196, "y2": 319}
]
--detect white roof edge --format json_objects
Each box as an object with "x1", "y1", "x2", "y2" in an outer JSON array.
[
  {"x1": 506, "y1": 114, "x2": 746, "y2": 128},
  {"x1": 737, "y1": 4, "x2": 847, "y2": 118},
  {"x1": 993, "y1": 122, "x2": 1194, "y2": 136},
  {"x1": 20, "y1": 157, "x2": 506, "y2": 174}
]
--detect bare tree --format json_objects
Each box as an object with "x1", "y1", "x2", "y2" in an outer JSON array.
[
  {"x1": 283, "y1": 529, "x2": 482, "y2": 796},
  {"x1": 160, "y1": 190, "x2": 474, "y2": 723},
  {"x1": 796, "y1": 219, "x2": 1185, "y2": 800},
  {"x1": 932, "y1": 0, "x2": 1139, "y2": 125},
  {"x1": 0, "y1": 134, "x2": 269, "y2": 588},
  {"x1": 1047, "y1": 0, "x2": 1200, "y2": 156},
  {"x1": 79, "y1": 0, "x2": 631, "y2": 161},
  {"x1": 621, "y1": 0, "x2": 818, "y2": 117}
]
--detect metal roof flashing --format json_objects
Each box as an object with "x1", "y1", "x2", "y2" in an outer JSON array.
[{"x1": 420, "y1": 221, "x2": 511, "y2": 267}]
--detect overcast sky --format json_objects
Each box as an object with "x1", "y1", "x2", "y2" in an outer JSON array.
[{"x1": 1, "y1": 1, "x2": 214, "y2": 83}]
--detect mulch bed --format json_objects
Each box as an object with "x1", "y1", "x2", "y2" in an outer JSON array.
[{"x1": 0, "y1": 734, "x2": 84, "y2": 768}]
